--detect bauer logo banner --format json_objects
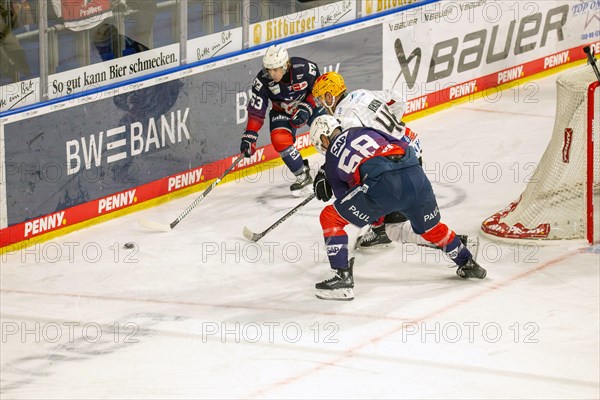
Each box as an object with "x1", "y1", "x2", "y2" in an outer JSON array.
[{"x1": 383, "y1": 1, "x2": 590, "y2": 101}]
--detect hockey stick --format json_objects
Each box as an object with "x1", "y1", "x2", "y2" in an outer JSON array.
[
  {"x1": 140, "y1": 154, "x2": 245, "y2": 231},
  {"x1": 354, "y1": 225, "x2": 480, "y2": 261},
  {"x1": 583, "y1": 46, "x2": 600, "y2": 83},
  {"x1": 243, "y1": 193, "x2": 316, "y2": 242}
]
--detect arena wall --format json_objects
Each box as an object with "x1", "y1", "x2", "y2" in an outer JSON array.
[{"x1": 1, "y1": 0, "x2": 598, "y2": 252}]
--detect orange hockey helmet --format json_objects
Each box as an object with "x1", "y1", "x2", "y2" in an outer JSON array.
[{"x1": 312, "y1": 71, "x2": 347, "y2": 100}]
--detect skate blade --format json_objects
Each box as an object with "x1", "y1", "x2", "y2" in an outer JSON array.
[
  {"x1": 457, "y1": 268, "x2": 487, "y2": 279},
  {"x1": 356, "y1": 242, "x2": 394, "y2": 251},
  {"x1": 315, "y1": 288, "x2": 354, "y2": 301}
]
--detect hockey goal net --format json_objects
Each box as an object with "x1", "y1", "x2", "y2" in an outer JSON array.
[{"x1": 481, "y1": 64, "x2": 600, "y2": 244}]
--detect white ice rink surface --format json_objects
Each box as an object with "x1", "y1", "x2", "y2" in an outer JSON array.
[{"x1": 1, "y1": 72, "x2": 599, "y2": 399}]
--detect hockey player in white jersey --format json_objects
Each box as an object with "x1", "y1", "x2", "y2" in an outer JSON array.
[
  {"x1": 310, "y1": 71, "x2": 475, "y2": 254},
  {"x1": 316, "y1": 74, "x2": 416, "y2": 147}
]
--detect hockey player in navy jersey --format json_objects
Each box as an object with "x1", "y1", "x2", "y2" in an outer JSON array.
[
  {"x1": 240, "y1": 44, "x2": 325, "y2": 193},
  {"x1": 311, "y1": 70, "x2": 420, "y2": 249},
  {"x1": 309, "y1": 115, "x2": 486, "y2": 300},
  {"x1": 311, "y1": 71, "x2": 476, "y2": 255}
]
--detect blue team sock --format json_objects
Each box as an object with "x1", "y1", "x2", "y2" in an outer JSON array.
[
  {"x1": 445, "y1": 236, "x2": 472, "y2": 267},
  {"x1": 325, "y1": 235, "x2": 349, "y2": 270},
  {"x1": 279, "y1": 146, "x2": 305, "y2": 175}
]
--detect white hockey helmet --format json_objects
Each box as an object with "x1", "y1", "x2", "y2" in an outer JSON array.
[
  {"x1": 263, "y1": 44, "x2": 289, "y2": 71},
  {"x1": 309, "y1": 115, "x2": 342, "y2": 155}
]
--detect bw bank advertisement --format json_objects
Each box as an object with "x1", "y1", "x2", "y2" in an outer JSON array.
[{"x1": 2, "y1": 24, "x2": 382, "y2": 229}]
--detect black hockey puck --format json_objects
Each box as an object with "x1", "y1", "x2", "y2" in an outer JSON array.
[{"x1": 123, "y1": 242, "x2": 135, "y2": 249}]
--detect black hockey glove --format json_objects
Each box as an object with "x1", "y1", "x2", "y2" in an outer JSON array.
[
  {"x1": 313, "y1": 168, "x2": 332, "y2": 202},
  {"x1": 291, "y1": 103, "x2": 312, "y2": 128},
  {"x1": 240, "y1": 130, "x2": 258, "y2": 157}
]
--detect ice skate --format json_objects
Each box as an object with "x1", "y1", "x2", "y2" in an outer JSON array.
[
  {"x1": 315, "y1": 258, "x2": 355, "y2": 301},
  {"x1": 290, "y1": 160, "x2": 313, "y2": 196},
  {"x1": 456, "y1": 258, "x2": 487, "y2": 279},
  {"x1": 356, "y1": 225, "x2": 393, "y2": 250}
]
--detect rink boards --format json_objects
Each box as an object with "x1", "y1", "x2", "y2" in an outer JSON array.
[{"x1": 1, "y1": 0, "x2": 599, "y2": 251}]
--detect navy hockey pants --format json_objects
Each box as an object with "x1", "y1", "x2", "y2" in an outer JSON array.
[{"x1": 334, "y1": 163, "x2": 441, "y2": 235}]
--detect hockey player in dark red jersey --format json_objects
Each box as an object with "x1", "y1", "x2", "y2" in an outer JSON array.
[
  {"x1": 240, "y1": 44, "x2": 326, "y2": 193},
  {"x1": 308, "y1": 115, "x2": 487, "y2": 301}
]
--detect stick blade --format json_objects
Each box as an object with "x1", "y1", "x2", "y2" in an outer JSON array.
[
  {"x1": 139, "y1": 218, "x2": 172, "y2": 232},
  {"x1": 242, "y1": 226, "x2": 261, "y2": 242}
]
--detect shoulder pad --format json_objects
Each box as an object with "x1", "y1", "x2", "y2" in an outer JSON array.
[
  {"x1": 290, "y1": 56, "x2": 307, "y2": 65},
  {"x1": 258, "y1": 70, "x2": 269, "y2": 79}
]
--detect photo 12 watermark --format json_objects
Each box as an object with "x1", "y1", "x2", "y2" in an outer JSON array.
[
  {"x1": 1, "y1": 321, "x2": 140, "y2": 344},
  {"x1": 2, "y1": 241, "x2": 140, "y2": 264},
  {"x1": 200, "y1": 321, "x2": 340, "y2": 344},
  {"x1": 400, "y1": 321, "x2": 540, "y2": 344}
]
